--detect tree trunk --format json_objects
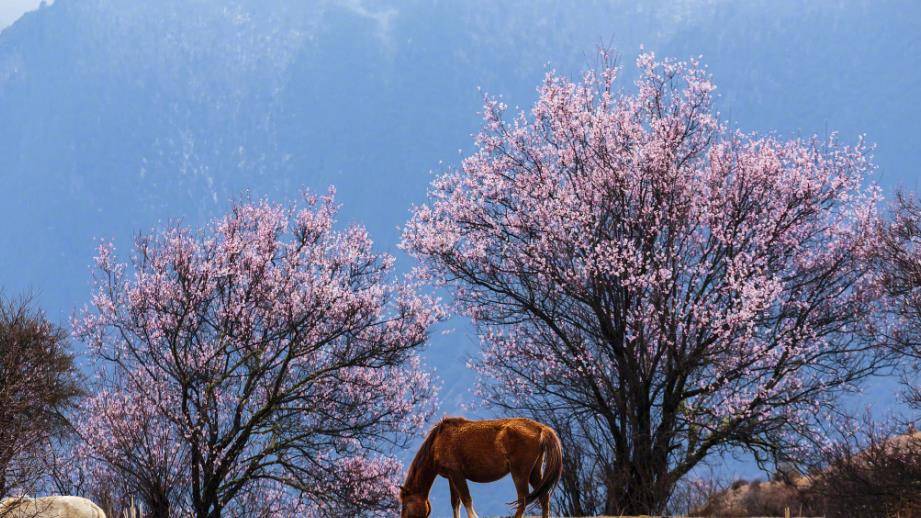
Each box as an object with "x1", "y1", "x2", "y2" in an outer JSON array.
[
  {"x1": 603, "y1": 464, "x2": 673, "y2": 516},
  {"x1": 145, "y1": 493, "x2": 172, "y2": 518}
]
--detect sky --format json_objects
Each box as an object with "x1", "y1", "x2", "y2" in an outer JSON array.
[
  {"x1": 0, "y1": 1, "x2": 918, "y2": 515},
  {"x1": 0, "y1": 0, "x2": 43, "y2": 29}
]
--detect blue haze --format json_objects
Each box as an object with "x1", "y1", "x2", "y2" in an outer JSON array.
[{"x1": 0, "y1": 1, "x2": 919, "y2": 515}]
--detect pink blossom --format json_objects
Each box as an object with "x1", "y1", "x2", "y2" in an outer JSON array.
[
  {"x1": 75, "y1": 191, "x2": 443, "y2": 517},
  {"x1": 402, "y1": 52, "x2": 885, "y2": 514}
]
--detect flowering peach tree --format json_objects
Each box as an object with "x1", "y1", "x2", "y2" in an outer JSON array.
[
  {"x1": 403, "y1": 52, "x2": 887, "y2": 515},
  {"x1": 871, "y1": 193, "x2": 921, "y2": 411},
  {"x1": 75, "y1": 191, "x2": 441, "y2": 517}
]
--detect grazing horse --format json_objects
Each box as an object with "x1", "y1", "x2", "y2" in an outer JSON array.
[
  {"x1": 400, "y1": 417, "x2": 563, "y2": 518},
  {"x1": 0, "y1": 496, "x2": 106, "y2": 518}
]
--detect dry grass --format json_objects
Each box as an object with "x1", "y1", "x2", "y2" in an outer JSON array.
[{"x1": 511, "y1": 516, "x2": 820, "y2": 518}]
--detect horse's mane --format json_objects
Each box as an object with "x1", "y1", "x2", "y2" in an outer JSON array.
[{"x1": 405, "y1": 422, "x2": 440, "y2": 488}]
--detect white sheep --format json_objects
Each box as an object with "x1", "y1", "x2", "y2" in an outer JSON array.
[{"x1": 0, "y1": 496, "x2": 106, "y2": 518}]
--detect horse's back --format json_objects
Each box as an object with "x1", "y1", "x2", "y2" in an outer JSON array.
[
  {"x1": 461, "y1": 417, "x2": 546, "y2": 442},
  {"x1": 433, "y1": 417, "x2": 549, "y2": 482},
  {"x1": 0, "y1": 496, "x2": 106, "y2": 518},
  {"x1": 437, "y1": 416, "x2": 540, "y2": 444},
  {"x1": 440, "y1": 416, "x2": 545, "y2": 434}
]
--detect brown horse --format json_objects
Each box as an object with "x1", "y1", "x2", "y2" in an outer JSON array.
[{"x1": 400, "y1": 417, "x2": 563, "y2": 518}]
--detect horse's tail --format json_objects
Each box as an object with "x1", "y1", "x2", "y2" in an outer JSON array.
[{"x1": 525, "y1": 426, "x2": 563, "y2": 505}]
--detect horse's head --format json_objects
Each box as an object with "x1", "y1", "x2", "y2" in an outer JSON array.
[{"x1": 399, "y1": 486, "x2": 431, "y2": 518}]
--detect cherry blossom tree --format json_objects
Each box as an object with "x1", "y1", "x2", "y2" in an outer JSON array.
[
  {"x1": 74, "y1": 191, "x2": 441, "y2": 518},
  {"x1": 403, "y1": 51, "x2": 889, "y2": 514}
]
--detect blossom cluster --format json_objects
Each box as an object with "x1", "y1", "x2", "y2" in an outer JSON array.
[
  {"x1": 403, "y1": 51, "x2": 882, "y2": 472},
  {"x1": 74, "y1": 191, "x2": 442, "y2": 515}
]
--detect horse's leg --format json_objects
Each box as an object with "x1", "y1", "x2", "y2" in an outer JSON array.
[
  {"x1": 511, "y1": 467, "x2": 531, "y2": 518},
  {"x1": 529, "y1": 458, "x2": 550, "y2": 518},
  {"x1": 449, "y1": 476, "x2": 479, "y2": 518},
  {"x1": 449, "y1": 478, "x2": 461, "y2": 518}
]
